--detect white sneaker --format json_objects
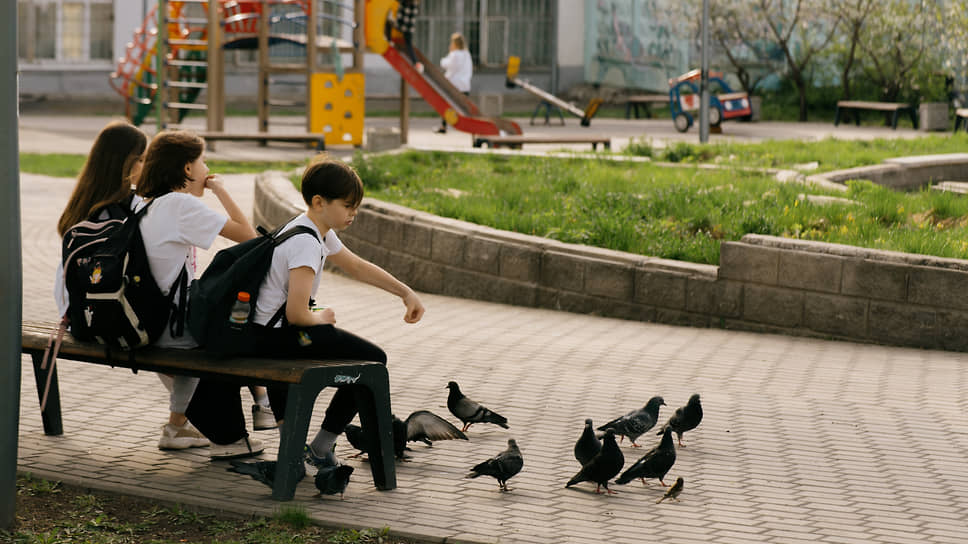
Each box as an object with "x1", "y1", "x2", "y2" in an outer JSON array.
[
  {"x1": 158, "y1": 422, "x2": 210, "y2": 450},
  {"x1": 209, "y1": 436, "x2": 265, "y2": 460},
  {"x1": 251, "y1": 404, "x2": 278, "y2": 430}
]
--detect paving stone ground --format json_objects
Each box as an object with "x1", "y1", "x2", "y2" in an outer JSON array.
[{"x1": 15, "y1": 115, "x2": 968, "y2": 543}]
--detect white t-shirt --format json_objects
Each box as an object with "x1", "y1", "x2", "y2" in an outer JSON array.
[
  {"x1": 136, "y1": 192, "x2": 227, "y2": 348},
  {"x1": 54, "y1": 195, "x2": 144, "y2": 318},
  {"x1": 440, "y1": 49, "x2": 473, "y2": 92},
  {"x1": 253, "y1": 214, "x2": 343, "y2": 327}
]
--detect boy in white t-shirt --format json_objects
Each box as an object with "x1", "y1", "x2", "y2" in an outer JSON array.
[{"x1": 185, "y1": 156, "x2": 426, "y2": 467}]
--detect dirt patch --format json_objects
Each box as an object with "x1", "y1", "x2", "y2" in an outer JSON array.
[{"x1": 6, "y1": 474, "x2": 429, "y2": 543}]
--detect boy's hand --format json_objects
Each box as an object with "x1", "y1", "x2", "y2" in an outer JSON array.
[
  {"x1": 316, "y1": 307, "x2": 336, "y2": 325},
  {"x1": 402, "y1": 292, "x2": 425, "y2": 323}
]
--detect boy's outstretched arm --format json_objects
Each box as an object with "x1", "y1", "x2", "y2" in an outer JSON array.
[{"x1": 328, "y1": 247, "x2": 425, "y2": 323}]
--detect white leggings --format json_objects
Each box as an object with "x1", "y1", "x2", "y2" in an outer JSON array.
[{"x1": 157, "y1": 374, "x2": 200, "y2": 414}]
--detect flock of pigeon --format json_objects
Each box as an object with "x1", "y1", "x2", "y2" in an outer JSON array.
[{"x1": 227, "y1": 381, "x2": 703, "y2": 502}]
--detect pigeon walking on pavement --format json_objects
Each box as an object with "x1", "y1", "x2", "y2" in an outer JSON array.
[
  {"x1": 656, "y1": 476, "x2": 684, "y2": 503},
  {"x1": 616, "y1": 426, "x2": 677, "y2": 487},
  {"x1": 598, "y1": 396, "x2": 666, "y2": 447},
  {"x1": 574, "y1": 418, "x2": 602, "y2": 467},
  {"x1": 466, "y1": 438, "x2": 524, "y2": 492},
  {"x1": 446, "y1": 381, "x2": 509, "y2": 432},
  {"x1": 345, "y1": 410, "x2": 468, "y2": 460},
  {"x1": 227, "y1": 459, "x2": 305, "y2": 489},
  {"x1": 565, "y1": 429, "x2": 625, "y2": 495},
  {"x1": 314, "y1": 464, "x2": 354, "y2": 499},
  {"x1": 657, "y1": 393, "x2": 703, "y2": 447}
]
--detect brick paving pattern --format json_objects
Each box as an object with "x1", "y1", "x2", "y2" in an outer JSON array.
[{"x1": 16, "y1": 117, "x2": 968, "y2": 543}]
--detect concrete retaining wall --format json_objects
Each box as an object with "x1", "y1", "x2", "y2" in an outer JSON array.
[
  {"x1": 255, "y1": 171, "x2": 968, "y2": 353},
  {"x1": 809, "y1": 153, "x2": 968, "y2": 191}
]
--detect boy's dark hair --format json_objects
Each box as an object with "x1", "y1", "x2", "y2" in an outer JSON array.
[
  {"x1": 136, "y1": 130, "x2": 205, "y2": 199},
  {"x1": 301, "y1": 156, "x2": 364, "y2": 207}
]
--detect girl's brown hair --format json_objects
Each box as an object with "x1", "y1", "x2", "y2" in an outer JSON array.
[
  {"x1": 136, "y1": 130, "x2": 205, "y2": 199},
  {"x1": 57, "y1": 120, "x2": 147, "y2": 236},
  {"x1": 300, "y1": 155, "x2": 364, "y2": 207}
]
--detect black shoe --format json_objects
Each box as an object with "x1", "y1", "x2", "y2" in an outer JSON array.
[{"x1": 434, "y1": 127, "x2": 447, "y2": 134}]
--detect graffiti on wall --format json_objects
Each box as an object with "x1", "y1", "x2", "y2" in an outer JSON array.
[{"x1": 585, "y1": 0, "x2": 690, "y2": 91}]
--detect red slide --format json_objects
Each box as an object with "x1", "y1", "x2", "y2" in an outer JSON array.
[{"x1": 382, "y1": 42, "x2": 522, "y2": 136}]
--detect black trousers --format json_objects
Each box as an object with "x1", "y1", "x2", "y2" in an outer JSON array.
[{"x1": 186, "y1": 324, "x2": 387, "y2": 445}]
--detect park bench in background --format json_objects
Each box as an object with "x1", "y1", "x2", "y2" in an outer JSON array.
[
  {"x1": 197, "y1": 131, "x2": 326, "y2": 151},
  {"x1": 834, "y1": 100, "x2": 918, "y2": 130},
  {"x1": 21, "y1": 319, "x2": 395, "y2": 501},
  {"x1": 624, "y1": 94, "x2": 670, "y2": 119},
  {"x1": 473, "y1": 134, "x2": 611, "y2": 150}
]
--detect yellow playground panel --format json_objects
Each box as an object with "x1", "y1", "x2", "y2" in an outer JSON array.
[{"x1": 310, "y1": 73, "x2": 365, "y2": 146}]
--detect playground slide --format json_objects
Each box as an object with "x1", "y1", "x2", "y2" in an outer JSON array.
[{"x1": 381, "y1": 42, "x2": 522, "y2": 136}]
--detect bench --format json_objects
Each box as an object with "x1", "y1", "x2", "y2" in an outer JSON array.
[
  {"x1": 473, "y1": 135, "x2": 611, "y2": 151},
  {"x1": 197, "y1": 131, "x2": 326, "y2": 151},
  {"x1": 625, "y1": 94, "x2": 670, "y2": 119},
  {"x1": 954, "y1": 108, "x2": 968, "y2": 132},
  {"x1": 834, "y1": 100, "x2": 918, "y2": 130},
  {"x1": 21, "y1": 320, "x2": 395, "y2": 501}
]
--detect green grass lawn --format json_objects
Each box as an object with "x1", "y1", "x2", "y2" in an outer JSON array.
[
  {"x1": 626, "y1": 133, "x2": 968, "y2": 172},
  {"x1": 347, "y1": 149, "x2": 968, "y2": 265}
]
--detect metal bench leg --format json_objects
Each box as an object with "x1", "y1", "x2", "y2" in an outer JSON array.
[
  {"x1": 834, "y1": 106, "x2": 841, "y2": 126},
  {"x1": 356, "y1": 366, "x2": 396, "y2": 490},
  {"x1": 624, "y1": 102, "x2": 632, "y2": 119},
  {"x1": 909, "y1": 108, "x2": 918, "y2": 130},
  {"x1": 30, "y1": 353, "x2": 62, "y2": 436},
  {"x1": 854, "y1": 109, "x2": 860, "y2": 126},
  {"x1": 891, "y1": 110, "x2": 899, "y2": 129},
  {"x1": 272, "y1": 383, "x2": 318, "y2": 501}
]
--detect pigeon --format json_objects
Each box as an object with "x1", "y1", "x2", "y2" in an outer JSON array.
[
  {"x1": 565, "y1": 429, "x2": 625, "y2": 495},
  {"x1": 598, "y1": 396, "x2": 666, "y2": 447},
  {"x1": 466, "y1": 438, "x2": 524, "y2": 492},
  {"x1": 227, "y1": 459, "x2": 305, "y2": 489},
  {"x1": 657, "y1": 393, "x2": 703, "y2": 447},
  {"x1": 446, "y1": 381, "x2": 509, "y2": 432},
  {"x1": 656, "y1": 476, "x2": 684, "y2": 503},
  {"x1": 615, "y1": 426, "x2": 677, "y2": 487},
  {"x1": 574, "y1": 418, "x2": 602, "y2": 467},
  {"x1": 344, "y1": 410, "x2": 468, "y2": 460},
  {"x1": 314, "y1": 464, "x2": 354, "y2": 499},
  {"x1": 405, "y1": 409, "x2": 469, "y2": 446}
]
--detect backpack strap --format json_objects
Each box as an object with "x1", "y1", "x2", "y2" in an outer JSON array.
[{"x1": 168, "y1": 265, "x2": 189, "y2": 338}]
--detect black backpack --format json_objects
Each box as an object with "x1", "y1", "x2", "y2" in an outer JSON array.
[
  {"x1": 187, "y1": 221, "x2": 318, "y2": 355},
  {"x1": 61, "y1": 199, "x2": 187, "y2": 350}
]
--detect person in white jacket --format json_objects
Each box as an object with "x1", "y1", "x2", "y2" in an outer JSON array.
[{"x1": 436, "y1": 32, "x2": 473, "y2": 134}]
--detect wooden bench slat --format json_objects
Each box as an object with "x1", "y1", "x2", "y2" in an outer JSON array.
[
  {"x1": 836, "y1": 100, "x2": 911, "y2": 111},
  {"x1": 21, "y1": 326, "x2": 376, "y2": 385}
]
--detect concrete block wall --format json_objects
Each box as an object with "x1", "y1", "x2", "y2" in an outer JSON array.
[{"x1": 255, "y1": 171, "x2": 968, "y2": 353}]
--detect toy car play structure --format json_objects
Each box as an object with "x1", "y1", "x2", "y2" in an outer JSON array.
[{"x1": 668, "y1": 69, "x2": 751, "y2": 132}]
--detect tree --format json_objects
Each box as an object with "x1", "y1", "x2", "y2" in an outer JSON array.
[
  {"x1": 827, "y1": 0, "x2": 876, "y2": 101},
  {"x1": 855, "y1": 0, "x2": 932, "y2": 103}
]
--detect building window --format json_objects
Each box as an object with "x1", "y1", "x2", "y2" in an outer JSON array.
[
  {"x1": 18, "y1": 0, "x2": 113, "y2": 65},
  {"x1": 417, "y1": 0, "x2": 553, "y2": 69}
]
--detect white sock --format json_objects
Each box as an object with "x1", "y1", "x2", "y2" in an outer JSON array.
[
  {"x1": 250, "y1": 387, "x2": 270, "y2": 407},
  {"x1": 310, "y1": 429, "x2": 338, "y2": 457}
]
